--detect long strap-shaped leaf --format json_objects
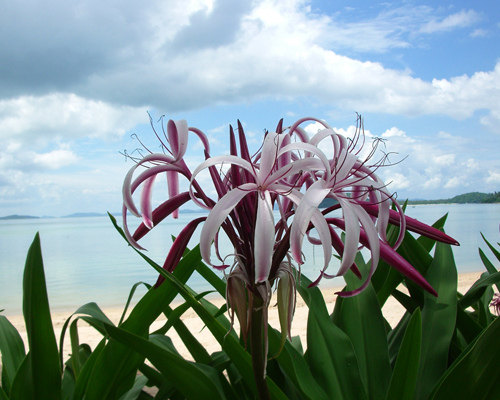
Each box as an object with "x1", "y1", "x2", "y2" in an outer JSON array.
[
  {"x1": 333, "y1": 254, "x2": 391, "y2": 400},
  {"x1": 143, "y1": 254, "x2": 288, "y2": 400},
  {"x1": 430, "y1": 316, "x2": 500, "y2": 399},
  {"x1": 416, "y1": 242, "x2": 457, "y2": 400},
  {"x1": 12, "y1": 233, "x2": 62, "y2": 400},
  {"x1": 299, "y1": 274, "x2": 367, "y2": 400},
  {"x1": 0, "y1": 316, "x2": 26, "y2": 395},
  {"x1": 103, "y1": 323, "x2": 227, "y2": 400},
  {"x1": 385, "y1": 309, "x2": 422, "y2": 400}
]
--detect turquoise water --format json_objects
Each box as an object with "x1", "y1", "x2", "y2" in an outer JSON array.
[{"x1": 1, "y1": 204, "x2": 499, "y2": 314}]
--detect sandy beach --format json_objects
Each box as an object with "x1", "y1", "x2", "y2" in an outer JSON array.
[{"x1": 5, "y1": 271, "x2": 483, "y2": 362}]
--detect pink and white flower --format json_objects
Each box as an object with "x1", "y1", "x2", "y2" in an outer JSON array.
[{"x1": 122, "y1": 115, "x2": 459, "y2": 338}]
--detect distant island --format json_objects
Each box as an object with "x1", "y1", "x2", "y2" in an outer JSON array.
[
  {"x1": 319, "y1": 191, "x2": 499, "y2": 208},
  {"x1": 407, "y1": 191, "x2": 500, "y2": 205},
  {"x1": 1, "y1": 191, "x2": 498, "y2": 220},
  {"x1": 0, "y1": 214, "x2": 40, "y2": 220}
]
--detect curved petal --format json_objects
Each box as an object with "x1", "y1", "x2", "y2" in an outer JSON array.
[
  {"x1": 122, "y1": 154, "x2": 181, "y2": 216},
  {"x1": 189, "y1": 155, "x2": 257, "y2": 209},
  {"x1": 199, "y1": 183, "x2": 257, "y2": 266},
  {"x1": 140, "y1": 176, "x2": 155, "y2": 229},
  {"x1": 254, "y1": 191, "x2": 275, "y2": 283},
  {"x1": 335, "y1": 197, "x2": 361, "y2": 277},
  {"x1": 167, "y1": 119, "x2": 189, "y2": 160},
  {"x1": 166, "y1": 170, "x2": 180, "y2": 218},
  {"x1": 290, "y1": 180, "x2": 332, "y2": 266},
  {"x1": 259, "y1": 132, "x2": 282, "y2": 182}
]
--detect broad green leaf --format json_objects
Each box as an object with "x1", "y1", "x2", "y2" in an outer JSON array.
[
  {"x1": 0, "y1": 387, "x2": 9, "y2": 400},
  {"x1": 103, "y1": 323, "x2": 226, "y2": 400},
  {"x1": 299, "y1": 275, "x2": 367, "y2": 400},
  {"x1": 71, "y1": 339, "x2": 106, "y2": 400},
  {"x1": 385, "y1": 309, "x2": 422, "y2": 400},
  {"x1": 22, "y1": 233, "x2": 61, "y2": 399},
  {"x1": 0, "y1": 315, "x2": 26, "y2": 394},
  {"x1": 416, "y1": 242, "x2": 457, "y2": 400},
  {"x1": 333, "y1": 263, "x2": 391, "y2": 400},
  {"x1": 9, "y1": 352, "x2": 34, "y2": 399},
  {"x1": 430, "y1": 316, "x2": 500, "y2": 400},
  {"x1": 387, "y1": 312, "x2": 411, "y2": 365},
  {"x1": 268, "y1": 326, "x2": 329, "y2": 400}
]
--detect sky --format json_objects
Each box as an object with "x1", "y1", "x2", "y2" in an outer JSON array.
[{"x1": 0, "y1": 0, "x2": 499, "y2": 217}]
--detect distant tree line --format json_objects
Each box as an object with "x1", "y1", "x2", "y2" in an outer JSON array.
[
  {"x1": 319, "y1": 191, "x2": 499, "y2": 208},
  {"x1": 407, "y1": 191, "x2": 500, "y2": 205}
]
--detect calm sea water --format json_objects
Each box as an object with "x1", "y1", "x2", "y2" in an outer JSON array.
[{"x1": 1, "y1": 204, "x2": 499, "y2": 314}]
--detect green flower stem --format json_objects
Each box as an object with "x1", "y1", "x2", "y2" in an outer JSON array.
[{"x1": 250, "y1": 292, "x2": 270, "y2": 400}]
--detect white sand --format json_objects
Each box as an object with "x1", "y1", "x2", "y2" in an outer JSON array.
[{"x1": 4, "y1": 271, "x2": 484, "y2": 362}]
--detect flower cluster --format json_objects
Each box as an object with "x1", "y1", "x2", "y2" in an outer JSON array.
[{"x1": 122, "y1": 115, "x2": 458, "y2": 340}]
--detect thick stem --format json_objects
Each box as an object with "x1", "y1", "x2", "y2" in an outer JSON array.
[{"x1": 249, "y1": 292, "x2": 270, "y2": 400}]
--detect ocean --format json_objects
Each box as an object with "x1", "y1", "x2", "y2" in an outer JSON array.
[{"x1": 1, "y1": 203, "x2": 499, "y2": 314}]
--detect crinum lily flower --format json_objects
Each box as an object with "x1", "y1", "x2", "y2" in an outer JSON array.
[{"x1": 122, "y1": 115, "x2": 458, "y2": 397}]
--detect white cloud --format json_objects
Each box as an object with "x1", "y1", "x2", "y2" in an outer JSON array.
[
  {"x1": 471, "y1": 28, "x2": 487, "y2": 38},
  {"x1": 420, "y1": 10, "x2": 480, "y2": 34},
  {"x1": 0, "y1": 93, "x2": 146, "y2": 145},
  {"x1": 33, "y1": 149, "x2": 79, "y2": 169},
  {"x1": 486, "y1": 171, "x2": 500, "y2": 184},
  {"x1": 444, "y1": 177, "x2": 461, "y2": 189},
  {"x1": 381, "y1": 127, "x2": 406, "y2": 138},
  {"x1": 385, "y1": 172, "x2": 410, "y2": 190},
  {"x1": 434, "y1": 154, "x2": 455, "y2": 166},
  {"x1": 1, "y1": 1, "x2": 498, "y2": 133}
]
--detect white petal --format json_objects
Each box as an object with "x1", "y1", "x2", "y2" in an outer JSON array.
[
  {"x1": 199, "y1": 183, "x2": 256, "y2": 265},
  {"x1": 254, "y1": 191, "x2": 275, "y2": 283}
]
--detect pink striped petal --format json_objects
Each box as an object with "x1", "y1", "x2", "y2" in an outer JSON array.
[
  {"x1": 167, "y1": 119, "x2": 189, "y2": 160},
  {"x1": 140, "y1": 176, "x2": 155, "y2": 229},
  {"x1": 166, "y1": 171, "x2": 180, "y2": 218}
]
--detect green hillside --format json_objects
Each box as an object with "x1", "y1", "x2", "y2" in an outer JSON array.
[{"x1": 319, "y1": 191, "x2": 499, "y2": 208}]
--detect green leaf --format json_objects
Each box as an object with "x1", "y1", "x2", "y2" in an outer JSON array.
[
  {"x1": 458, "y1": 271, "x2": 500, "y2": 309},
  {"x1": 22, "y1": 233, "x2": 61, "y2": 399},
  {"x1": 416, "y1": 242, "x2": 457, "y2": 400},
  {"x1": 119, "y1": 282, "x2": 152, "y2": 325},
  {"x1": 84, "y1": 218, "x2": 201, "y2": 399},
  {"x1": 9, "y1": 352, "x2": 34, "y2": 399},
  {"x1": 267, "y1": 327, "x2": 329, "y2": 400},
  {"x1": 59, "y1": 302, "x2": 114, "y2": 368},
  {"x1": 71, "y1": 339, "x2": 106, "y2": 400},
  {"x1": 104, "y1": 323, "x2": 226, "y2": 400},
  {"x1": 385, "y1": 309, "x2": 422, "y2": 400},
  {"x1": 481, "y1": 232, "x2": 500, "y2": 264},
  {"x1": 299, "y1": 275, "x2": 367, "y2": 400},
  {"x1": 118, "y1": 375, "x2": 148, "y2": 400},
  {"x1": 430, "y1": 316, "x2": 500, "y2": 399},
  {"x1": 0, "y1": 315, "x2": 26, "y2": 394},
  {"x1": 416, "y1": 213, "x2": 448, "y2": 253},
  {"x1": 141, "y1": 253, "x2": 288, "y2": 400},
  {"x1": 0, "y1": 387, "x2": 9, "y2": 400},
  {"x1": 333, "y1": 264, "x2": 391, "y2": 400}
]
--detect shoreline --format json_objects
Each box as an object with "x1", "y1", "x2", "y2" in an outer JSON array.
[{"x1": 3, "y1": 271, "x2": 484, "y2": 362}]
